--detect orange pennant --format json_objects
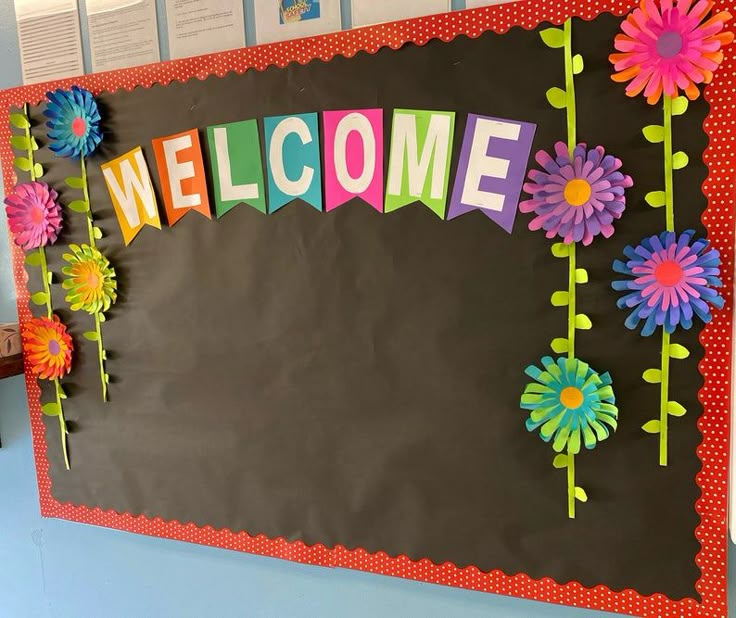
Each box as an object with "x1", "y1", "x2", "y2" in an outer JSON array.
[
  {"x1": 152, "y1": 129, "x2": 212, "y2": 226},
  {"x1": 101, "y1": 147, "x2": 162, "y2": 246}
]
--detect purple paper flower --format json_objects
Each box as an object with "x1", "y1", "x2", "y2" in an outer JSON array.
[
  {"x1": 612, "y1": 230, "x2": 724, "y2": 336},
  {"x1": 4, "y1": 182, "x2": 63, "y2": 251},
  {"x1": 519, "y1": 142, "x2": 633, "y2": 246},
  {"x1": 44, "y1": 86, "x2": 102, "y2": 159}
]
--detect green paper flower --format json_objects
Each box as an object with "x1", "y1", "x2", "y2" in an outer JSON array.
[
  {"x1": 62, "y1": 243, "x2": 117, "y2": 314},
  {"x1": 520, "y1": 356, "x2": 618, "y2": 454}
]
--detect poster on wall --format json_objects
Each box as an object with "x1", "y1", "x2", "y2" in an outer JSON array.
[
  {"x1": 253, "y1": 0, "x2": 341, "y2": 44},
  {"x1": 0, "y1": 1, "x2": 733, "y2": 616}
]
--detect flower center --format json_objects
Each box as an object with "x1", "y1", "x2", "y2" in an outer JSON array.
[
  {"x1": 563, "y1": 179, "x2": 592, "y2": 207},
  {"x1": 560, "y1": 386, "x2": 584, "y2": 410},
  {"x1": 655, "y1": 259, "x2": 684, "y2": 287},
  {"x1": 72, "y1": 116, "x2": 87, "y2": 137},
  {"x1": 30, "y1": 205, "x2": 45, "y2": 224},
  {"x1": 48, "y1": 339, "x2": 60, "y2": 356},
  {"x1": 656, "y1": 31, "x2": 683, "y2": 59},
  {"x1": 87, "y1": 272, "x2": 100, "y2": 289}
]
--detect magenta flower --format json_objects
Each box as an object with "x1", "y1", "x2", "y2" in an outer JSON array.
[
  {"x1": 4, "y1": 182, "x2": 63, "y2": 251},
  {"x1": 519, "y1": 142, "x2": 633, "y2": 246}
]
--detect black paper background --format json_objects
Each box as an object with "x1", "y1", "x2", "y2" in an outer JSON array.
[{"x1": 23, "y1": 14, "x2": 707, "y2": 599}]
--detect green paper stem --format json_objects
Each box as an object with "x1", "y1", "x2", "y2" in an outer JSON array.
[
  {"x1": 94, "y1": 312, "x2": 107, "y2": 402},
  {"x1": 24, "y1": 104, "x2": 35, "y2": 182},
  {"x1": 80, "y1": 157, "x2": 96, "y2": 246},
  {"x1": 567, "y1": 243, "x2": 577, "y2": 360},
  {"x1": 567, "y1": 449, "x2": 575, "y2": 519},
  {"x1": 37, "y1": 248, "x2": 52, "y2": 319},
  {"x1": 563, "y1": 19, "x2": 577, "y2": 156},
  {"x1": 54, "y1": 379, "x2": 70, "y2": 470},
  {"x1": 659, "y1": 331, "x2": 671, "y2": 466},
  {"x1": 663, "y1": 95, "x2": 675, "y2": 232}
]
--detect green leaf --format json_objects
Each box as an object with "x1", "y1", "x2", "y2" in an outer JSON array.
[
  {"x1": 642, "y1": 419, "x2": 661, "y2": 434},
  {"x1": 47, "y1": 271, "x2": 52, "y2": 285},
  {"x1": 673, "y1": 151, "x2": 689, "y2": 170},
  {"x1": 13, "y1": 156, "x2": 31, "y2": 172},
  {"x1": 10, "y1": 135, "x2": 29, "y2": 150},
  {"x1": 553, "y1": 454, "x2": 568, "y2": 469},
  {"x1": 669, "y1": 343, "x2": 690, "y2": 359},
  {"x1": 643, "y1": 369, "x2": 662, "y2": 384},
  {"x1": 575, "y1": 314, "x2": 592, "y2": 330},
  {"x1": 667, "y1": 401, "x2": 687, "y2": 417},
  {"x1": 25, "y1": 252, "x2": 43, "y2": 267},
  {"x1": 83, "y1": 331, "x2": 99, "y2": 341},
  {"x1": 104, "y1": 373, "x2": 110, "y2": 384},
  {"x1": 575, "y1": 268, "x2": 588, "y2": 284},
  {"x1": 68, "y1": 200, "x2": 90, "y2": 213},
  {"x1": 539, "y1": 27, "x2": 565, "y2": 48},
  {"x1": 9, "y1": 113, "x2": 29, "y2": 129},
  {"x1": 645, "y1": 191, "x2": 666, "y2": 208},
  {"x1": 30, "y1": 136, "x2": 39, "y2": 151},
  {"x1": 551, "y1": 243, "x2": 570, "y2": 258},
  {"x1": 65, "y1": 176, "x2": 85, "y2": 189},
  {"x1": 31, "y1": 291, "x2": 48, "y2": 306},
  {"x1": 574, "y1": 487, "x2": 588, "y2": 502},
  {"x1": 643, "y1": 124, "x2": 665, "y2": 143},
  {"x1": 572, "y1": 54, "x2": 584, "y2": 75},
  {"x1": 102, "y1": 350, "x2": 107, "y2": 360},
  {"x1": 33, "y1": 163, "x2": 44, "y2": 179},
  {"x1": 546, "y1": 87, "x2": 567, "y2": 110},
  {"x1": 58, "y1": 387, "x2": 67, "y2": 400},
  {"x1": 672, "y1": 96, "x2": 689, "y2": 116},
  {"x1": 551, "y1": 338, "x2": 569, "y2": 354},
  {"x1": 551, "y1": 291, "x2": 569, "y2": 307},
  {"x1": 93, "y1": 226, "x2": 103, "y2": 240},
  {"x1": 98, "y1": 313, "x2": 106, "y2": 322},
  {"x1": 41, "y1": 402, "x2": 60, "y2": 417}
]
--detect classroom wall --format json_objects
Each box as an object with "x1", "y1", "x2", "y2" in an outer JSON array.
[{"x1": 0, "y1": 1, "x2": 731, "y2": 616}]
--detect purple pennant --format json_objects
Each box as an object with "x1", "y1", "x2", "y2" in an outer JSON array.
[{"x1": 448, "y1": 114, "x2": 536, "y2": 232}]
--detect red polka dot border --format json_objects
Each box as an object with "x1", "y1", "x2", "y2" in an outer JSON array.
[{"x1": 0, "y1": 1, "x2": 731, "y2": 616}]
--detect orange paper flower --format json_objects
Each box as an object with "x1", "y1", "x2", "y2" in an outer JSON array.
[
  {"x1": 22, "y1": 315, "x2": 73, "y2": 380},
  {"x1": 610, "y1": 0, "x2": 733, "y2": 104}
]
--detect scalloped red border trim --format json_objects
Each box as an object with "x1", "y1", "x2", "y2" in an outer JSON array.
[{"x1": 0, "y1": 1, "x2": 732, "y2": 616}]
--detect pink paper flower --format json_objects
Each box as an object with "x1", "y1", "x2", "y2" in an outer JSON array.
[
  {"x1": 4, "y1": 182, "x2": 63, "y2": 251},
  {"x1": 610, "y1": 0, "x2": 733, "y2": 105}
]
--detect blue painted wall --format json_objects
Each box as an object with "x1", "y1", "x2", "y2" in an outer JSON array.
[{"x1": 0, "y1": 1, "x2": 731, "y2": 616}]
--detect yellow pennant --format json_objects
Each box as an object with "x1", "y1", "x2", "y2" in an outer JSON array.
[{"x1": 101, "y1": 147, "x2": 162, "y2": 245}]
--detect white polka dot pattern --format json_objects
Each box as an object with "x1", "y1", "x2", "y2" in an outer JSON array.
[{"x1": 0, "y1": 1, "x2": 731, "y2": 616}]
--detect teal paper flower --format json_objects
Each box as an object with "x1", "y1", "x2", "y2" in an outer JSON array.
[
  {"x1": 520, "y1": 356, "x2": 618, "y2": 454},
  {"x1": 44, "y1": 86, "x2": 102, "y2": 159}
]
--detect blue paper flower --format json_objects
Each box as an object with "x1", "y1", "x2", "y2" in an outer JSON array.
[
  {"x1": 44, "y1": 86, "x2": 102, "y2": 159},
  {"x1": 520, "y1": 356, "x2": 618, "y2": 454},
  {"x1": 612, "y1": 230, "x2": 724, "y2": 337}
]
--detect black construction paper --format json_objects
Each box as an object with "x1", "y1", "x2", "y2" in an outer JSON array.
[{"x1": 26, "y1": 14, "x2": 706, "y2": 599}]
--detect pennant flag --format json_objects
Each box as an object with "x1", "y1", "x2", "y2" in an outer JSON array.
[
  {"x1": 206, "y1": 120, "x2": 267, "y2": 218},
  {"x1": 323, "y1": 109, "x2": 383, "y2": 212},
  {"x1": 448, "y1": 114, "x2": 536, "y2": 232},
  {"x1": 101, "y1": 147, "x2": 162, "y2": 245},
  {"x1": 385, "y1": 109, "x2": 455, "y2": 218},
  {"x1": 263, "y1": 113, "x2": 322, "y2": 213},
  {"x1": 151, "y1": 129, "x2": 212, "y2": 226}
]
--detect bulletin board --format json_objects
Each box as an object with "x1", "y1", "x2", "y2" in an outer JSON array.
[{"x1": 1, "y1": 2, "x2": 733, "y2": 616}]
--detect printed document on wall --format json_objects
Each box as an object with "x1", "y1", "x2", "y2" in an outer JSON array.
[
  {"x1": 350, "y1": 0, "x2": 449, "y2": 27},
  {"x1": 87, "y1": 0, "x2": 160, "y2": 72},
  {"x1": 13, "y1": 0, "x2": 84, "y2": 84},
  {"x1": 165, "y1": 0, "x2": 246, "y2": 60}
]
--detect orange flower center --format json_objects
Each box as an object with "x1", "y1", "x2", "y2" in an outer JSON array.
[
  {"x1": 655, "y1": 260, "x2": 684, "y2": 287},
  {"x1": 87, "y1": 272, "x2": 100, "y2": 289},
  {"x1": 560, "y1": 386, "x2": 584, "y2": 410},
  {"x1": 656, "y1": 31, "x2": 683, "y2": 59},
  {"x1": 564, "y1": 179, "x2": 592, "y2": 207}
]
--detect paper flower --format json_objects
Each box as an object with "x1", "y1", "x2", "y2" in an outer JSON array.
[
  {"x1": 44, "y1": 86, "x2": 102, "y2": 159},
  {"x1": 612, "y1": 229, "x2": 724, "y2": 336},
  {"x1": 519, "y1": 142, "x2": 633, "y2": 246},
  {"x1": 22, "y1": 315, "x2": 73, "y2": 380},
  {"x1": 62, "y1": 243, "x2": 117, "y2": 314},
  {"x1": 610, "y1": 0, "x2": 733, "y2": 104},
  {"x1": 521, "y1": 356, "x2": 618, "y2": 454},
  {"x1": 4, "y1": 181, "x2": 63, "y2": 251}
]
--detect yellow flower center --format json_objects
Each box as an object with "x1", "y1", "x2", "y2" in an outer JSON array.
[
  {"x1": 560, "y1": 386, "x2": 584, "y2": 410},
  {"x1": 564, "y1": 179, "x2": 592, "y2": 207}
]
